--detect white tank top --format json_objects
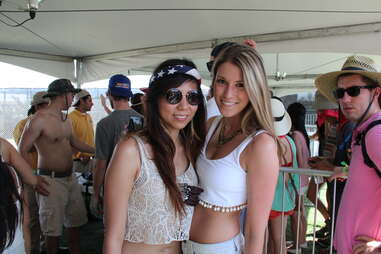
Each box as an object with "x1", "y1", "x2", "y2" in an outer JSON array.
[
  {"x1": 125, "y1": 135, "x2": 197, "y2": 244},
  {"x1": 197, "y1": 116, "x2": 266, "y2": 208}
]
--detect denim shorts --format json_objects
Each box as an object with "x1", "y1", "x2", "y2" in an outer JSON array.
[{"x1": 182, "y1": 234, "x2": 244, "y2": 254}]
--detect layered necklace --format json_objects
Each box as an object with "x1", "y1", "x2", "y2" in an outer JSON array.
[{"x1": 218, "y1": 121, "x2": 243, "y2": 145}]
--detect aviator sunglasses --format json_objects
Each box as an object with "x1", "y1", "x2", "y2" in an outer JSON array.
[
  {"x1": 165, "y1": 88, "x2": 203, "y2": 106},
  {"x1": 333, "y1": 85, "x2": 377, "y2": 99}
]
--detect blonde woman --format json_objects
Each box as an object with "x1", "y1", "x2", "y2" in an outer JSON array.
[{"x1": 184, "y1": 44, "x2": 280, "y2": 254}]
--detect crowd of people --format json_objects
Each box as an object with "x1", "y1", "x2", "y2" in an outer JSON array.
[{"x1": 1, "y1": 41, "x2": 380, "y2": 254}]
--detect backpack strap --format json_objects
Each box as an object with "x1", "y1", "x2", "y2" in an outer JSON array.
[
  {"x1": 357, "y1": 119, "x2": 381, "y2": 178},
  {"x1": 338, "y1": 131, "x2": 352, "y2": 152},
  {"x1": 285, "y1": 135, "x2": 300, "y2": 198}
]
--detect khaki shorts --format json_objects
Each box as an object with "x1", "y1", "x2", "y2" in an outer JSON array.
[{"x1": 37, "y1": 173, "x2": 88, "y2": 236}]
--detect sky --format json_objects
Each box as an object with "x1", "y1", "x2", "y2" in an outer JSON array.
[
  {"x1": 0, "y1": 61, "x2": 151, "y2": 88},
  {"x1": 0, "y1": 62, "x2": 209, "y2": 91}
]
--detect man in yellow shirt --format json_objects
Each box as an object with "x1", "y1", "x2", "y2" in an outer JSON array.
[
  {"x1": 13, "y1": 91, "x2": 49, "y2": 254},
  {"x1": 68, "y1": 89, "x2": 95, "y2": 173}
]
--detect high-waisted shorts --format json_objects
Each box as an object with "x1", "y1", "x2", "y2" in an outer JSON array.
[{"x1": 182, "y1": 233, "x2": 244, "y2": 254}]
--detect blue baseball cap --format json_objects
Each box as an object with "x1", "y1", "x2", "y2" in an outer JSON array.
[{"x1": 108, "y1": 74, "x2": 133, "y2": 99}]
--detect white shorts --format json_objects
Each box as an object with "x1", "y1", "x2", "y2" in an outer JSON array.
[{"x1": 182, "y1": 234, "x2": 244, "y2": 254}]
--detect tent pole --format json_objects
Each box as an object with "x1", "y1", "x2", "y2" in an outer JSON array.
[{"x1": 74, "y1": 58, "x2": 84, "y2": 88}]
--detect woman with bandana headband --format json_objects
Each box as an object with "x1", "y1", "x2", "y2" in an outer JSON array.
[{"x1": 103, "y1": 59, "x2": 206, "y2": 254}]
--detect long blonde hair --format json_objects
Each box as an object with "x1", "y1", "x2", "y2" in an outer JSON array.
[{"x1": 212, "y1": 44, "x2": 282, "y2": 158}]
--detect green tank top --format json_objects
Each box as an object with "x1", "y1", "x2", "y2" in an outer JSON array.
[{"x1": 271, "y1": 135, "x2": 300, "y2": 212}]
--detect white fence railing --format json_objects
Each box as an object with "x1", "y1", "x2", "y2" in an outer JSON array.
[{"x1": 263, "y1": 167, "x2": 339, "y2": 254}]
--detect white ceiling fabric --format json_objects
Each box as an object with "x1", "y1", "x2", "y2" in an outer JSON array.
[{"x1": 1, "y1": 0, "x2": 381, "y2": 94}]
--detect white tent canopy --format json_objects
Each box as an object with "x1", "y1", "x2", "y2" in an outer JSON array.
[{"x1": 2, "y1": 0, "x2": 381, "y2": 95}]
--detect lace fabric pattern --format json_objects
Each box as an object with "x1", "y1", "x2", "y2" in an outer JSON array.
[{"x1": 125, "y1": 136, "x2": 197, "y2": 244}]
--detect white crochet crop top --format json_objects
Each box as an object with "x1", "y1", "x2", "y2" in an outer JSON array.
[
  {"x1": 196, "y1": 116, "x2": 266, "y2": 211},
  {"x1": 125, "y1": 136, "x2": 198, "y2": 244}
]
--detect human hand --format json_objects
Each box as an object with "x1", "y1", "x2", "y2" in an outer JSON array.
[
  {"x1": 179, "y1": 183, "x2": 203, "y2": 206},
  {"x1": 244, "y1": 39, "x2": 257, "y2": 49},
  {"x1": 328, "y1": 166, "x2": 347, "y2": 182},
  {"x1": 353, "y1": 235, "x2": 381, "y2": 254},
  {"x1": 100, "y1": 94, "x2": 107, "y2": 107},
  {"x1": 310, "y1": 132, "x2": 319, "y2": 140},
  {"x1": 308, "y1": 157, "x2": 333, "y2": 171},
  {"x1": 34, "y1": 176, "x2": 49, "y2": 196},
  {"x1": 90, "y1": 194, "x2": 103, "y2": 218}
]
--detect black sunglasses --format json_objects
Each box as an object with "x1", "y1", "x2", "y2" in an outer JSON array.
[
  {"x1": 206, "y1": 61, "x2": 214, "y2": 72},
  {"x1": 333, "y1": 85, "x2": 377, "y2": 99},
  {"x1": 165, "y1": 88, "x2": 203, "y2": 106}
]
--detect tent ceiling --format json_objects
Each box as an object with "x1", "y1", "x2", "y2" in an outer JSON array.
[{"x1": 1, "y1": 0, "x2": 381, "y2": 94}]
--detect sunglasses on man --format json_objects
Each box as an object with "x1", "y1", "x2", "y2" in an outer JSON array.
[
  {"x1": 165, "y1": 88, "x2": 203, "y2": 106},
  {"x1": 333, "y1": 85, "x2": 377, "y2": 99}
]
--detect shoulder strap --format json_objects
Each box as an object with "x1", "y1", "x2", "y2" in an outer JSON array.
[
  {"x1": 286, "y1": 135, "x2": 298, "y2": 168},
  {"x1": 284, "y1": 135, "x2": 301, "y2": 201},
  {"x1": 338, "y1": 131, "x2": 352, "y2": 151},
  {"x1": 360, "y1": 119, "x2": 381, "y2": 178},
  {"x1": 131, "y1": 135, "x2": 148, "y2": 160}
]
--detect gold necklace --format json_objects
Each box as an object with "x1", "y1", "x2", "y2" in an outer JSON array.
[{"x1": 218, "y1": 122, "x2": 243, "y2": 145}]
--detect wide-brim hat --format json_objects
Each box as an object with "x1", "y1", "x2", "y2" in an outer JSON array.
[
  {"x1": 72, "y1": 89, "x2": 91, "y2": 105},
  {"x1": 314, "y1": 91, "x2": 338, "y2": 110},
  {"x1": 31, "y1": 91, "x2": 50, "y2": 106},
  {"x1": 271, "y1": 97, "x2": 292, "y2": 136},
  {"x1": 44, "y1": 79, "x2": 81, "y2": 98},
  {"x1": 315, "y1": 55, "x2": 381, "y2": 103}
]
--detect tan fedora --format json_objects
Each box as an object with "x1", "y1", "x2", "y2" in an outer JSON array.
[{"x1": 315, "y1": 55, "x2": 381, "y2": 103}]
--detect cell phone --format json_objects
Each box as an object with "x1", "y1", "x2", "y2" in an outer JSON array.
[{"x1": 127, "y1": 116, "x2": 143, "y2": 132}]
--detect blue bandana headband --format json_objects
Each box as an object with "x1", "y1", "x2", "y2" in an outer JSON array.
[{"x1": 149, "y1": 65, "x2": 202, "y2": 87}]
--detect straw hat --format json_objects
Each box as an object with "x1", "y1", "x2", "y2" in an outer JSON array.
[
  {"x1": 271, "y1": 97, "x2": 292, "y2": 136},
  {"x1": 315, "y1": 55, "x2": 381, "y2": 103},
  {"x1": 314, "y1": 91, "x2": 338, "y2": 110}
]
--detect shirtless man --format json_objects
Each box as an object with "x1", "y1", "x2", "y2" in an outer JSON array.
[{"x1": 19, "y1": 79, "x2": 95, "y2": 254}]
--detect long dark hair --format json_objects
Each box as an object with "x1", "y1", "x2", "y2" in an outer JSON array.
[
  {"x1": 27, "y1": 105, "x2": 36, "y2": 116},
  {"x1": 142, "y1": 59, "x2": 206, "y2": 216},
  {"x1": 287, "y1": 102, "x2": 310, "y2": 150},
  {"x1": 0, "y1": 157, "x2": 23, "y2": 253}
]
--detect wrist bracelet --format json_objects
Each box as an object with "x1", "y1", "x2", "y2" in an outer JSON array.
[{"x1": 340, "y1": 161, "x2": 349, "y2": 173}]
